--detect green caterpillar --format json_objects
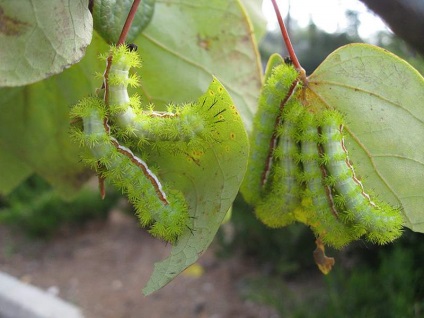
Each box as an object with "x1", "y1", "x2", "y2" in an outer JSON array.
[
  {"x1": 71, "y1": 45, "x2": 234, "y2": 243},
  {"x1": 70, "y1": 98, "x2": 188, "y2": 242},
  {"x1": 104, "y1": 46, "x2": 220, "y2": 151},
  {"x1": 298, "y1": 110, "x2": 361, "y2": 248},
  {"x1": 254, "y1": 98, "x2": 303, "y2": 228},
  {"x1": 319, "y1": 110, "x2": 403, "y2": 244},
  {"x1": 241, "y1": 54, "x2": 300, "y2": 207}
]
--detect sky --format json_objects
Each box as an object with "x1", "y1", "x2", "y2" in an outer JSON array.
[{"x1": 262, "y1": 0, "x2": 391, "y2": 39}]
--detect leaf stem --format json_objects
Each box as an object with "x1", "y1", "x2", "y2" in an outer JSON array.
[
  {"x1": 270, "y1": 0, "x2": 307, "y2": 82},
  {"x1": 117, "y1": 0, "x2": 141, "y2": 46}
]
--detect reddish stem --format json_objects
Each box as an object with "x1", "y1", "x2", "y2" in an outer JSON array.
[
  {"x1": 117, "y1": 0, "x2": 141, "y2": 46},
  {"x1": 270, "y1": 0, "x2": 307, "y2": 82}
]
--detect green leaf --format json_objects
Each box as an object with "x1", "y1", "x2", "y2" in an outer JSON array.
[
  {"x1": 307, "y1": 43, "x2": 424, "y2": 233},
  {"x1": 143, "y1": 78, "x2": 249, "y2": 295},
  {"x1": 136, "y1": 0, "x2": 262, "y2": 132},
  {"x1": 0, "y1": 0, "x2": 92, "y2": 87},
  {"x1": 92, "y1": 0, "x2": 155, "y2": 44}
]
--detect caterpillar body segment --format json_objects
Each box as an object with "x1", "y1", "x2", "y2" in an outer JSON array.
[{"x1": 319, "y1": 111, "x2": 403, "y2": 244}]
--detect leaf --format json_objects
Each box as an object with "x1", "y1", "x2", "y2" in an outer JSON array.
[
  {"x1": 92, "y1": 0, "x2": 155, "y2": 44},
  {"x1": 0, "y1": 34, "x2": 108, "y2": 198},
  {"x1": 307, "y1": 43, "x2": 424, "y2": 233},
  {"x1": 136, "y1": 0, "x2": 262, "y2": 132},
  {"x1": 0, "y1": 0, "x2": 92, "y2": 87},
  {"x1": 143, "y1": 78, "x2": 249, "y2": 295}
]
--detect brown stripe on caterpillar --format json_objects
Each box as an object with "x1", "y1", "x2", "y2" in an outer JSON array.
[
  {"x1": 102, "y1": 110, "x2": 168, "y2": 204},
  {"x1": 103, "y1": 54, "x2": 114, "y2": 107},
  {"x1": 110, "y1": 137, "x2": 169, "y2": 204},
  {"x1": 317, "y1": 127, "x2": 339, "y2": 218}
]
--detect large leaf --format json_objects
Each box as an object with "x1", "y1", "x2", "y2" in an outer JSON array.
[
  {"x1": 307, "y1": 43, "x2": 424, "y2": 232},
  {"x1": 136, "y1": 0, "x2": 262, "y2": 132},
  {"x1": 0, "y1": 0, "x2": 92, "y2": 87},
  {"x1": 143, "y1": 78, "x2": 248, "y2": 295}
]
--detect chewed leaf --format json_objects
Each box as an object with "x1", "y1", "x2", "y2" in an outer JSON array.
[
  {"x1": 307, "y1": 43, "x2": 424, "y2": 232},
  {"x1": 142, "y1": 78, "x2": 249, "y2": 295}
]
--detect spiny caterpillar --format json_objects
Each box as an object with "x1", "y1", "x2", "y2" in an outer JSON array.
[
  {"x1": 243, "y1": 57, "x2": 403, "y2": 248},
  {"x1": 318, "y1": 110, "x2": 403, "y2": 244},
  {"x1": 71, "y1": 45, "x2": 231, "y2": 243},
  {"x1": 70, "y1": 98, "x2": 188, "y2": 242},
  {"x1": 240, "y1": 55, "x2": 300, "y2": 207},
  {"x1": 254, "y1": 99, "x2": 303, "y2": 228},
  {"x1": 104, "y1": 46, "x2": 219, "y2": 152}
]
